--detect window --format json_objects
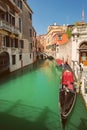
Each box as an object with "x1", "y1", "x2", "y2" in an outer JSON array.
[
  {"x1": 12, "y1": 55, "x2": 16, "y2": 65},
  {"x1": 13, "y1": 0, "x2": 16, "y2": 3},
  {"x1": 19, "y1": 54, "x2": 22, "y2": 60},
  {"x1": 30, "y1": 43, "x2": 32, "y2": 49},
  {"x1": 29, "y1": 29, "x2": 32, "y2": 37},
  {"x1": 12, "y1": 16, "x2": 15, "y2": 26},
  {"x1": 82, "y1": 53, "x2": 86, "y2": 61},
  {"x1": 20, "y1": 1, "x2": 22, "y2": 9},
  {"x1": 15, "y1": 38, "x2": 18, "y2": 48},
  {"x1": 6, "y1": 12, "x2": 8, "y2": 22},
  {"x1": 9, "y1": 14, "x2": 11, "y2": 24},
  {"x1": 30, "y1": 53, "x2": 31, "y2": 59},
  {"x1": 5, "y1": 12, "x2": 15, "y2": 26},
  {"x1": 11, "y1": 38, "x2": 14, "y2": 47},
  {"x1": 6, "y1": 36, "x2": 10, "y2": 47},
  {"x1": 0, "y1": 36, "x2": 2, "y2": 47},
  {"x1": 0, "y1": 12, "x2": 5, "y2": 20},
  {"x1": 18, "y1": 0, "x2": 22, "y2": 9},
  {"x1": 3, "y1": 36, "x2": 6, "y2": 46},
  {"x1": 20, "y1": 40, "x2": 24, "y2": 48},
  {"x1": 19, "y1": 18, "x2": 22, "y2": 32},
  {"x1": 29, "y1": 12, "x2": 32, "y2": 20},
  {"x1": 58, "y1": 35, "x2": 62, "y2": 40}
]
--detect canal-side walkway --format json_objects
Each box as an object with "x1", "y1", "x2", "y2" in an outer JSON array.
[
  {"x1": 73, "y1": 65, "x2": 87, "y2": 108},
  {"x1": 80, "y1": 67, "x2": 87, "y2": 108}
]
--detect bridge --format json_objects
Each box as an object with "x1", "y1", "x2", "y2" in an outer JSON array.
[{"x1": 37, "y1": 51, "x2": 55, "y2": 60}]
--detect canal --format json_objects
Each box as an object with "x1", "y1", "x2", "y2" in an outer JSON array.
[{"x1": 0, "y1": 59, "x2": 87, "y2": 130}]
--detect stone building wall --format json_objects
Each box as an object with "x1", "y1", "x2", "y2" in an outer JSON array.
[
  {"x1": 22, "y1": 2, "x2": 32, "y2": 40},
  {"x1": 59, "y1": 40, "x2": 72, "y2": 65}
]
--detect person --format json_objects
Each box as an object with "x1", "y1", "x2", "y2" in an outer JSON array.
[
  {"x1": 62, "y1": 69, "x2": 74, "y2": 91},
  {"x1": 63, "y1": 61, "x2": 72, "y2": 72},
  {"x1": 74, "y1": 62, "x2": 79, "y2": 79},
  {"x1": 79, "y1": 63, "x2": 83, "y2": 80},
  {"x1": 79, "y1": 63, "x2": 83, "y2": 72}
]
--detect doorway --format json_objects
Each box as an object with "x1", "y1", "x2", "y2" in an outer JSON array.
[{"x1": 79, "y1": 42, "x2": 87, "y2": 66}]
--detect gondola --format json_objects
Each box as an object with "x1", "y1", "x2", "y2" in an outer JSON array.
[
  {"x1": 59, "y1": 86, "x2": 76, "y2": 119},
  {"x1": 59, "y1": 68, "x2": 76, "y2": 121}
]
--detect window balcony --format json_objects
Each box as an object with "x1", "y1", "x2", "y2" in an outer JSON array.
[
  {"x1": 3, "y1": 0, "x2": 20, "y2": 13},
  {"x1": 0, "y1": 20, "x2": 19, "y2": 35}
]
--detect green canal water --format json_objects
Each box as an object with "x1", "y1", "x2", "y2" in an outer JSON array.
[{"x1": 0, "y1": 60, "x2": 87, "y2": 130}]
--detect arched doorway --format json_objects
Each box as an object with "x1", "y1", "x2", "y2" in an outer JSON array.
[
  {"x1": 79, "y1": 42, "x2": 87, "y2": 66},
  {"x1": 0, "y1": 52, "x2": 10, "y2": 74}
]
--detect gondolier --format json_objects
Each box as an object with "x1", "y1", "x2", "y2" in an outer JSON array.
[{"x1": 62, "y1": 69, "x2": 74, "y2": 91}]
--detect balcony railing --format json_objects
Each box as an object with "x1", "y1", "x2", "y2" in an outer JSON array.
[
  {"x1": 77, "y1": 26, "x2": 87, "y2": 33},
  {"x1": 72, "y1": 26, "x2": 87, "y2": 34},
  {"x1": 0, "y1": 20, "x2": 19, "y2": 35},
  {"x1": 7, "y1": 0, "x2": 20, "y2": 13}
]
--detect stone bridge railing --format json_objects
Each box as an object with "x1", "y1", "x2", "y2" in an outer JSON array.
[{"x1": 37, "y1": 51, "x2": 55, "y2": 60}]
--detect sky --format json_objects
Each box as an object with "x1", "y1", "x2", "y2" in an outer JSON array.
[{"x1": 27, "y1": 0, "x2": 87, "y2": 35}]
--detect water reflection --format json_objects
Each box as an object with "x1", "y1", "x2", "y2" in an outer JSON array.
[
  {"x1": 0, "y1": 99, "x2": 61, "y2": 130},
  {"x1": 65, "y1": 95, "x2": 87, "y2": 130},
  {"x1": 0, "y1": 60, "x2": 62, "y2": 130}
]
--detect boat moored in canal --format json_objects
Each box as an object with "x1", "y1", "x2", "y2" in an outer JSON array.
[
  {"x1": 59, "y1": 85, "x2": 76, "y2": 119},
  {"x1": 59, "y1": 66, "x2": 77, "y2": 122}
]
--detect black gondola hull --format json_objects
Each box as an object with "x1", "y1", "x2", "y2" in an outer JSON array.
[{"x1": 59, "y1": 87, "x2": 76, "y2": 119}]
